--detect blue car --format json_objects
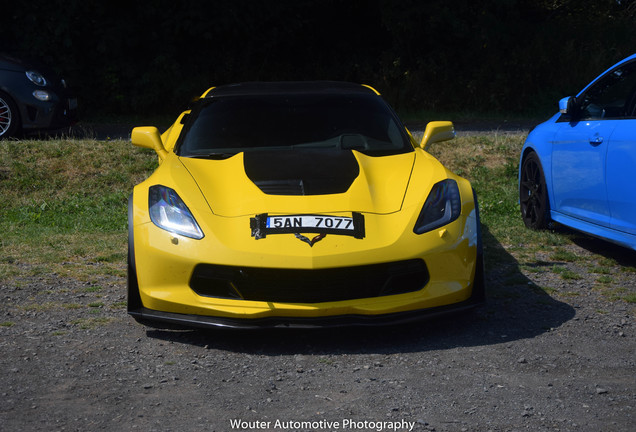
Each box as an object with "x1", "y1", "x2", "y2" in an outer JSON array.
[{"x1": 519, "y1": 53, "x2": 636, "y2": 250}]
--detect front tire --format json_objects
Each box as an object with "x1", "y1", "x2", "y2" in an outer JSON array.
[
  {"x1": 127, "y1": 193, "x2": 143, "y2": 311},
  {"x1": 471, "y1": 188, "x2": 486, "y2": 302},
  {"x1": 0, "y1": 91, "x2": 20, "y2": 139},
  {"x1": 519, "y1": 151, "x2": 550, "y2": 229}
]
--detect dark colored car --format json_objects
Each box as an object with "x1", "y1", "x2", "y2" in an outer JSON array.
[{"x1": 0, "y1": 54, "x2": 78, "y2": 138}]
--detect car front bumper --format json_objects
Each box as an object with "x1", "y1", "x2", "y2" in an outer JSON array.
[
  {"x1": 128, "y1": 289, "x2": 484, "y2": 329},
  {"x1": 127, "y1": 168, "x2": 485, "y2": 328},
  {"x1": 128, "y1": 202, "x2": 484, "y2": 328},
  {"x1": 19, "y1": 94, "x2": 78, "y2": 131}
]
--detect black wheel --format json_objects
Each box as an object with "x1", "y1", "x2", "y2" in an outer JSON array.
[
  {"x1": 0, "y1": 91, "x2": 20, "y2": 139},
  {"x1": 127, "y1": 236, "x2": 143, "y2": 311},
  {"x1": 519, "y1": 151, "x2": 550, "y2": 229}
]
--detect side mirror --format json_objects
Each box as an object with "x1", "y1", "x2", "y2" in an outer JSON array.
[
  {"x1": 419, "y1": 121, "x2": 455, "y2": 150},
  {"x1": 559, "y1": 96, "x2": 579, "y2": 117},
  {"x1": 131, "y1": 126, "x2": 168, "y2": 161}
]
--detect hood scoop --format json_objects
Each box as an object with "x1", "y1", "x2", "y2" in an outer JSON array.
[
  {"x1": 179, "y1": 149, "x2": 415, "y2": 217},
  {"x1": 255, "y1": 179, "x2": 306, "y2": 195},
  {"x1": 243, "y1": 149, "x2": 359, "y2": 195}
]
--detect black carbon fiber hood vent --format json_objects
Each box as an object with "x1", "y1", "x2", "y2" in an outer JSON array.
[{"x1": 243, "y1": 149, "x2": 359, "y2": 195}]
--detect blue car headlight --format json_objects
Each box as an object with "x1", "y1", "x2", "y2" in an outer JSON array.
[
  {"x1": 414, "y1": 179, "x2": 461, "y2": 234},
  {"x1": 148, "y1": 185, "x2": 204, "y2": 239}
]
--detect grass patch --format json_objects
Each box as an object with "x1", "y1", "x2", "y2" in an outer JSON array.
[
  {"x1": 71, "y1": 317, "x2": 114, "y2": 329},
  {"x1": 597, "y1": 257, "x2": 618, "y2": 267},
  {"x1": 0, "y1": 138, "x2": 156, "y2": 281},
  {"x1": 96, "y1": 252, "x2": 126, "y2": 263},
  {"x1": 21, "y1": 302, "x2": 57, "y2": 312},
  {"x1": 427, "y1": 132, "x2": 525, "y2": 244},
  {"x1": 550, "y1": 248, "x2": 580, "y2": 262},
  {"x1": 551, "y1": 265, "x2": 583, "y2": 280},
  {"x1": 0, "y1": 133, "x2": 530, "y2": 283},
  {"x1": 590, "y1": 266, "x2": 612, "y2": 275},
  {"x1": 596, "y1": 275, "x2": 614, "y2": 284},
  {"x1": 426, "y1": 132, "x2": 572, "y2": 254},
  {"x1": 4, "y1": 133, "x2": 529, "y2": 275}
]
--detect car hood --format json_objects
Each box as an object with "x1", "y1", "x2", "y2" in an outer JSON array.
[
  {"x1": 0, "y1": 54, "x2": 26, "y2": 72},
  {"x1": 179, "y1": 150, "x2": 416, "y2": 217}
]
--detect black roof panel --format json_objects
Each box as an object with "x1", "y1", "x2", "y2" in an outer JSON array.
[{"x1": 205, "y1": 81, "x2": 377, "y2": 98}]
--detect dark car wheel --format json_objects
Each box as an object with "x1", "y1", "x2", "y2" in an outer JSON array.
[
  {"x1": 127, "y1": 194, "x2": 143, "y2": 311},
  {"x1": 0, "y1": 91, "x2": 20, "y2": 139},
  {"x1": 520, "y1": 151, "x2": 550, "y2": 229}
]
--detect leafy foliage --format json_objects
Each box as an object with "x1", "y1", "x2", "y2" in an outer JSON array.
[{"x1": 2, "y1": 1, "x2": 635, "y2": 117}]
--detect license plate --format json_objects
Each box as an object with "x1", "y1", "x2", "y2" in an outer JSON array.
[
  {"x1": 251, "y1": 213, "x2": 365, "y2": 240},
  {"x1": 267, "y1": 215, "x2": 354, "y2": 231}
]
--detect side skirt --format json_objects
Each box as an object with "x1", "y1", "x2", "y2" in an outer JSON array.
[{"x1": 551, "y1": 211, "x2": 636, "y2": 251}]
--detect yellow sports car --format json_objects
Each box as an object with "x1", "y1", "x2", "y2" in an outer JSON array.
[{"x1": 128, "y1": 81, "x2": 484, "y2": 329}]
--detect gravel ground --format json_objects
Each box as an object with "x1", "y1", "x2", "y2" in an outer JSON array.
[{"x1": 1, "y1": 231, "x2": 634, "y2": 432}]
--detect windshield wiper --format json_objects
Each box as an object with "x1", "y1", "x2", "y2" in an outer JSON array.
[{"x1": 187, "y1": 152, "x2": 237, "y2": 160}]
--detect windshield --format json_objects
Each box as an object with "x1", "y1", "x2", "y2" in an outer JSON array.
[{"x1": 176, "y1": 93, "x2": 412, "y2": 157}]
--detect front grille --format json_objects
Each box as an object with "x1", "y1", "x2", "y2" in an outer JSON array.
[{"x1": 189, "y1": 259, "x2": 429, "y2": 303}]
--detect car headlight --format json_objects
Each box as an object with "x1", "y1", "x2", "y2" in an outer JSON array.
[
  {"x1": 33, "y1": 90, "x2": 51, "y2": 101},
  {"x1": 149, "y1": 185, "x2": 204, "y2": 239},
  {"x1": 414, "y1": 179, "x2": 461, "y2": 234},
  {"x1": 26, "y1": 70, "x2": 47, "y2": 86}
]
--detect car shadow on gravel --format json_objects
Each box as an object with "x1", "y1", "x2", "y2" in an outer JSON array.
[
  {"x1": 542, "y1": 221, "x2": 636, "y2": 266},
  {"x1": 145, "y1": 225, "x2": 575, "y2": 355},
  {"x1": 570, "y1": 234, "x2": 636, "y2": 266}
]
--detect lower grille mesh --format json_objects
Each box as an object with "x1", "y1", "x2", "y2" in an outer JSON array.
[{"x1": 189, "y1": 259, "x2": 429, "y2": 303}]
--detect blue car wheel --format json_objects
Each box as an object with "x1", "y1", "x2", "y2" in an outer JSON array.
[{"x1": 520, "y1": 151, "x2": 550, "y2": 229}]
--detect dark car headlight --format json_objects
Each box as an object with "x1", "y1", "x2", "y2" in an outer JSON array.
[
  {"x1": 32, "y1": 90, "x2": 51, "y2": 101},
  {"x1": 414, "y1": 179, "x2": 461, "y2": 234},
  {"x1": 26, "y1": 70, "x2": 47, "y2": 86},
  {"x1": 149, "y1": 185, "x2": 204, "y2": 239}
]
